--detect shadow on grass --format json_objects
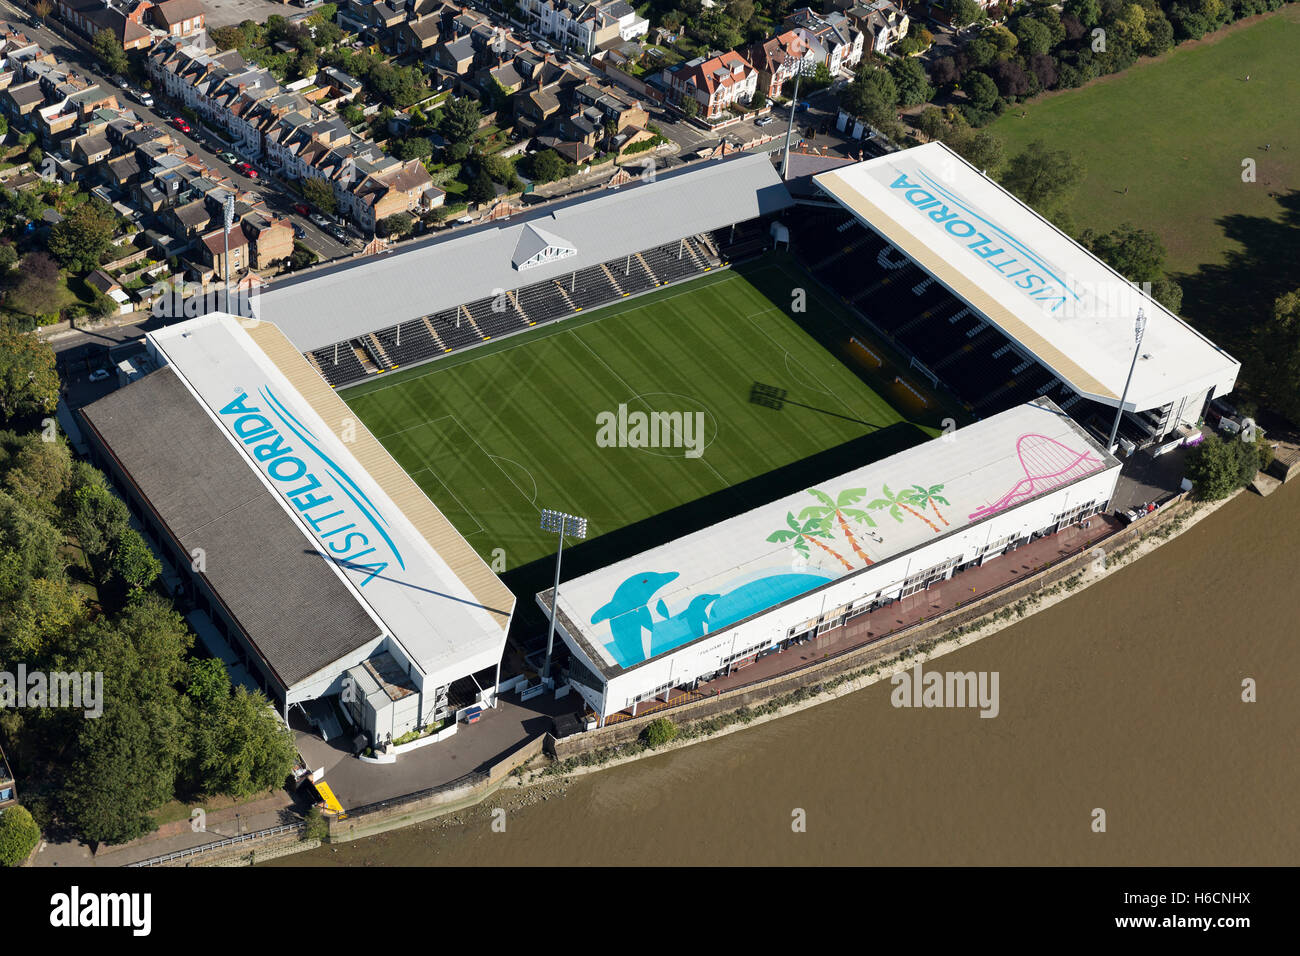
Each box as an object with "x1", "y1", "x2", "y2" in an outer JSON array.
[
  {"x1": 501, "y1": 420, "x2": 931, "y2": 640},
  {"x1": 1175, "y1": 189, "x2": 1300, "y2": 412}
]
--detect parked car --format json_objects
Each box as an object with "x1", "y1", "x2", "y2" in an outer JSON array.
[
  {"x1": 130, "y1": 88, "x2": 153, "y2": 108},
  {"x1": 220, "y1": 151, "x2": 238, "y2": 165},
  {"x1": 293, "y1": 223, "x2": 306, "y2": 239},
  {"x1": 309, "y1": 213, "x2": 331, "y2": 229},
  {"x1": 329, "y1": 224, "x2": 348, "y2": 242},
  {"x1": 756, "y1": 115, "x2": 775, "y2": 127},
  {"x1": 112, "y1": 75, "x2": 130, "y2": 90},
  {"x1": 237, "y1": 161, "x2": 258, "y2": 179},
  {"x1": 293, "y1": 202, "x2": 310, "y2": 216},
  {"x1": 170, "y1": 116, "x2": 192, "y2": 134},
  {"x1": 88, "y1": 369, "x2": 110, "y2": 382}
]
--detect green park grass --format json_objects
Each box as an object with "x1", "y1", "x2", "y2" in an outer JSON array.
[
  {"x1": 343, "y1": 257, "x2": 957, "y2": 570},
  {"x1": 987, "y1": 6, "x2": 1300, "y2": 400},
  {"x1": 988, "y1": 6, "x2": 1300, "y2": 276}
]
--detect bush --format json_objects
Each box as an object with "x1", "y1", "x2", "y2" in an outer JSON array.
[
  {"x1": 640, "y1": 717, "x2": 678, "y2": 748},
  {"x1": 0, "y1": 806, "x2": 40, "y2": 866}
]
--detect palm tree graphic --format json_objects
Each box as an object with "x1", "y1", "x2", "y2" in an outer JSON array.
[
  {"x1": 798, "y1": 487, "x2": 877, "y2": 565},
  {"x1": 869, "y1": 483, "x2": 942, "y2": 533},
  {"x1": 767, "y1": 512, "x2": 854, "y2": 571},
  {"x1": 907, "y1": 483, "x2": 950, "y2": 527}
]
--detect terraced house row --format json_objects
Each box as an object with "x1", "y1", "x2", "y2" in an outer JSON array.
[{"x1": 147, "y1": 38, "x2": 443, "y2": 233}]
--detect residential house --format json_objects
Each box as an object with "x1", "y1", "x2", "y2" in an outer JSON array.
[
  {"x1": 844, "y1": 0, "x2": 909, "y2": 55},
  {"x1": 53, "y1": 0, "x2": 155, "y2": 52},
  {"x1": 239, "y1": 210, "x2": 293, "y2": 270},
  {"x1": 750, "y1": 30, "x2": 816, "y2": 100},
  {"x1": 784, "y1": 8, "x2": 864, "y2": 74},
  {"x1": 150, "y1": 0, "x2": 207, "y2": 40},
  {"x1": 519, "y1": 0, "x2": 648, "y2": 54},
  {"x1": 662, "y1": 50, "x2": 758, "y2": 120}
]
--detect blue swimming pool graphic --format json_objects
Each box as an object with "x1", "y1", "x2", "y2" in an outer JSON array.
[{"x1": 592, "y1": 569, "x2": 835, "y2": 668}]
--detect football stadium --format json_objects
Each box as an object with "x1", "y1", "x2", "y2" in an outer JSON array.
[{"x1": 78, "y1": 144, "x2": 1240, "y2": 745}]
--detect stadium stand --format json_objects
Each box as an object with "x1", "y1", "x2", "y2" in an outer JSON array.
[
  {"x1": 304, "y1": 235, "x2": 727, "y2": 384},
  {"x1": 787, "y1": 208, "x2": 1084, "y2": 420}
]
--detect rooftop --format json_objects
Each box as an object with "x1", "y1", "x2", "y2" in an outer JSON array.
[
  {"x1": 549, "y1": 399, "x2": 1118, "y2": 676},
  {"x1": 813, "y1": 142, "x2": 1240, "y2": 412},
  {"x1": 255, "y1": 153, "x2": 793, "y2": 352}
]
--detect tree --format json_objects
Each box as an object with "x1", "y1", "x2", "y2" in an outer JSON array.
[
  {"x1": 640, "y1": 717, "x2": 678, "y2": 748},
  {"x1": 1183, "y1": 432, "x2": 1259, "y2": 500},
  {"x1": 1065, "y1": 0, "x2": 1102, "y2": 27},
  {"x1": 190, "y1": 687, "x2": 297, "y2": 799},
  {"x1": 467, "y1": 167, "x2": 496, "y2": 204},
  {"x1": 528, "y1": 149, "x2": 569, "y2": 183},
  {"x1": 963, "y1": 71, "x2": 1000, "y2": 111},
  {"x1": 301, "y1": 176, "x2": 336, "y2": 215},
  {"x1": 2, "y1": 431, "x2": 71, "y2": 510},
  {"x1": 0, "y1": 805, "x2": 40, "y2": 866},
  {"x1": 290, "y1": 241, "x2": 318, "y2": 271},
  {"x1": 949, "y1": 0, "x2": 984, "y2": 27},
  {"x1": 679, "y1": 95, "x2": 699, "y2": 119},
  {"x1": 110, "y1": 527, "x2": 161, "y2": 592},
  {"x1": 1013, "y1": 17, "x2": 1053, "y2": 56},
  {"x1": 930, "y1": 56, "x2": 960, "y2": 89},
  {"x1": 954, "y1": 129, "x2": 1005, "y2": 173},
  {"x1": 439, "y1": 96, "x2": 482, "y2": 144},
  {"x1": 185, "y1": 657, "x2": 231, "y2": 711},
  {"x1": 92, "y1": 29, "x2": 129, "y2": 77},
  {"x1": 889, "y1": 57, "x2": 935, "y2": 107},
  {"x1": 1264, "y1": 288, "x2": 1300, "y2": 423},
  {"x1": 841, "y1": 62, "x2": 898, "y2": 129},
  {"x1": 47, "y1": 199, "x2": 116, "y2": 273},
  {"x1": 0, "y1": 321, "x2": 58, "y2": 423},
  {"x1": 63, "y1": 479, "x2": 129, "y2": 564},
  {"x1": 377, "y1": 212, "x2": 413, "y2": 238},
  {"x1": 1000, "y1": 141, "x2": 1085, "y2": 213},
  {"x1": 1080, "y1": 223, "x2": 1167, "y2": 283},
  {"x1": 750, "y1": 88, "x2": 767, "y2": 111}
]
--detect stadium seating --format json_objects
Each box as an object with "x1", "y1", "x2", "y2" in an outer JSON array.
[
  {"x1": 305, "y1": 232, "x2": 728, "y2": 387},
  {"x1": 787, "y1": 208, "x2": 1091, "y2": 421}
]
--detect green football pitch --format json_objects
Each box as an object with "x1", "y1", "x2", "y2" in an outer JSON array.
[{"x1": 343, "y1": 256, "x2": 961, "y2": 569}]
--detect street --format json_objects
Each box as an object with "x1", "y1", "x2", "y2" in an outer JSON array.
[{"x1": 0, "y1": 0, "x2": 358, "y2": 262}]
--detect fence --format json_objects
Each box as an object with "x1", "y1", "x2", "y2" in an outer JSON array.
[{"x1": 127, "y1": 822, "x2": 305, "y2": 867}]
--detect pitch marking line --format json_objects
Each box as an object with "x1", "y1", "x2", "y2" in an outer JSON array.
[
  {"x1": 408, "y1": 467, "x2": 485, "y2": 537},
  {"x1": 343, "y1": 271, "x2": 749, "y2": 402}
]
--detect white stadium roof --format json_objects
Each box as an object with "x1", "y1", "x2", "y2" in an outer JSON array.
[
  {"x1": 148, "y1": 314, "x2": 511, "y2": 685},
  {"x1": 255, "y1": 153, "x2": 793, "y2": 353},
  {"x1": 554, "y1": 399, "x2": 1117, "y2": 677},
  {"x1": 814, "y1": 142, "x2": 1239, "y2": 413}
]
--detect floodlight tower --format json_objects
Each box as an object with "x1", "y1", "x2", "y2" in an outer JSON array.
[
  {"x1": 222, "y1": 194, "x2": 235, "y2": 314},
  {"x1": 1107, "y1": 309, "x2": 1147, "y2": 455},
  {"x1": 540, "y1": 508, "x2": 587, "y2": 684}
]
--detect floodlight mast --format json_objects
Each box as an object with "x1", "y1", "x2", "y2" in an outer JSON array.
[
  {"x1": 540, "y1": 508, "x2": 587, "y2": 684},
  {"x1": 1107, "y1": 309, "x2": 1147, "y2": 454}
]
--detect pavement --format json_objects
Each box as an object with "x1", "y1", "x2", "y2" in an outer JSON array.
[{"x1": 294, "y1": 693, "x2": 570, "y2": 810}]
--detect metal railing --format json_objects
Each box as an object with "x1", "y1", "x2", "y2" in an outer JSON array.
[{"x1": 126, "y1": 822, "x2": 306, "y2": 867}]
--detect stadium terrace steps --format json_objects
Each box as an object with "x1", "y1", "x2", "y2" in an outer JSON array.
[
  {"x1": 785, "y1": 208, "x2": 1097, "y2": 422},
  {"x1": 300, "y1": 235, "x2": 729, "y2": 388}
]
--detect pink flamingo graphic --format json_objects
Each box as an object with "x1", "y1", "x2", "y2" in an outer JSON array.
[{"x1": 968, "y1": 434, "x2": 1103, "y2": 521}]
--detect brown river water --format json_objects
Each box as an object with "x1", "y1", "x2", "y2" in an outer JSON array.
[{"x1": 281, "y1": 480, "x2": 1299, "y2": 866}]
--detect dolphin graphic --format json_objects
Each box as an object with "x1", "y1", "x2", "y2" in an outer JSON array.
[{"x1": 592, "y1": 571, "x2": 679, "y2": 665}]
